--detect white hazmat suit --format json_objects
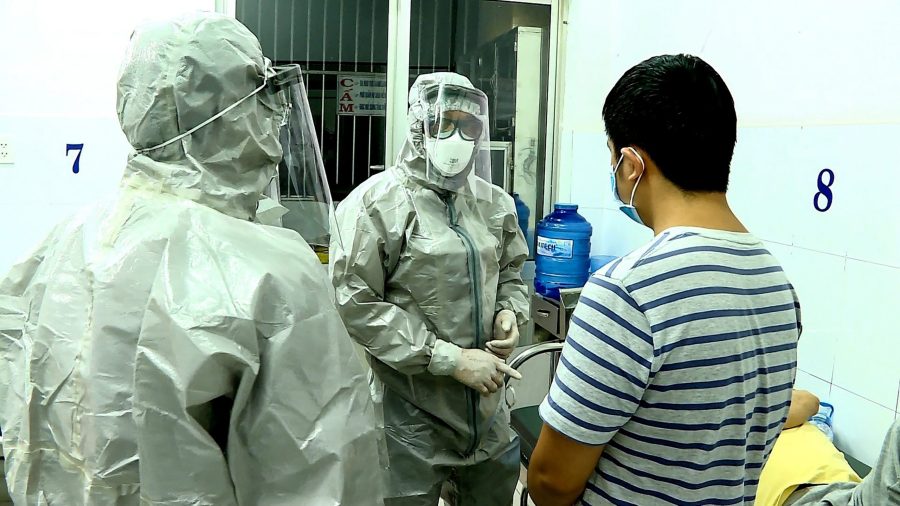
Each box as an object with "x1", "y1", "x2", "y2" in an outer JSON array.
[
  {"x1": 331, "y1": 73, "x2": 529, "y2": 505},
  {"x1": 0, "y1": 13, "x2": 382, "y2": 506}
]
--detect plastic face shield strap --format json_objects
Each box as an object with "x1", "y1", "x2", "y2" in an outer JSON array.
[{"x1": 270, "y1": 65, "x2": 341, "y2": 249}]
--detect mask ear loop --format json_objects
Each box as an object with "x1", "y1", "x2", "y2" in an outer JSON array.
[
  {"x1": 136, "y1": 73, "x2": 270, "y2": 155},
  {"x1": 612, "y1": 153, "x2": 624, "y2": 175},
  {"x1": 624, "y1": 147, "x2": 646, "y2": 206}
]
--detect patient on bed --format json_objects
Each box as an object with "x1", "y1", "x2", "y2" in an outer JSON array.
[{"x1": 757, "y1": 389, "x2": 900, "y2": 505}]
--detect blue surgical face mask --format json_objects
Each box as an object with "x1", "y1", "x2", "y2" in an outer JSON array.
[{"x1": 610, "y1": 147, "x2": 646, "y2": 226}]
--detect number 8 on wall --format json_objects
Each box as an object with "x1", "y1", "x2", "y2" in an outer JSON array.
[{"x1": 813, "y1": 168, "x2": 834, "y2": 213}]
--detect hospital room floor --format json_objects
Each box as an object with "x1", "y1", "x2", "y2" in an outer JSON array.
[
  {"x1": 437, "y1": 485, "x2": 532, "y2": 506},
  {"x1": 503, "y1": 481, "x2": 534, "y2": 506},
  {"x1": 436, "y1": 467, "x2": 534, "y2": 506}
]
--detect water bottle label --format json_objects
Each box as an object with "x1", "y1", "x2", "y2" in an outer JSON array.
[{"x1": 536, "y1": 236, "x2": 574, "y2": 259}]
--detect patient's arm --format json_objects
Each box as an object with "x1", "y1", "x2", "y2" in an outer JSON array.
[{"x1": 785, "y1": 389, "x2": 820, "y2": 429}]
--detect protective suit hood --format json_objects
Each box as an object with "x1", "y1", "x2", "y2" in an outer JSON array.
[{"x1": 117, "y1": 13, "x2": 282, "y2": 220}]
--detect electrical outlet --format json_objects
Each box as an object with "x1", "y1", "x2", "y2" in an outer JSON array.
[{"x1": 0, "y1": 137, "x2": 13, "y2": 164}]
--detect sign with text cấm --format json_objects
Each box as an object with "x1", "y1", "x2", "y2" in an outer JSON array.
[{"x1": 337, "y1": 74, "x2": 387, "y2": 116}]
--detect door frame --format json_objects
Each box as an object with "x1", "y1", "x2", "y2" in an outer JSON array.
[
  {"x1": 385, "y1": 0, "x2": 412, "y2": 167},
  {"x1": 215, "y1": 0, "x2": 235, "y2": 16},
  {"x1": 385, "y1": 0, "x2": 565, "y2": 210}
]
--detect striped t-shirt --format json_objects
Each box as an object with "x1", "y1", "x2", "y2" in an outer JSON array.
[{"x1": 539, "y1": 227, "x2": 800, "y2": 505}]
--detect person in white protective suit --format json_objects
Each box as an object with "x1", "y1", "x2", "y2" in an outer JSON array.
[
  {"x1": 0, "y1": 13, "x2": 383, "y2": 506},
  {"x1": 330, "y1": 72, "x2": 530, "y2": 505}
]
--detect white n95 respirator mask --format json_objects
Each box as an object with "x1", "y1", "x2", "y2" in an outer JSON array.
[{"x1": 424, "y1": 132, "x2": 477, "y2": 177}]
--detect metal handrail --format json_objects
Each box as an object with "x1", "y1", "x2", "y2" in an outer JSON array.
[{"x1": 505, "y1": 341, "x2": 564, "y2": 384}]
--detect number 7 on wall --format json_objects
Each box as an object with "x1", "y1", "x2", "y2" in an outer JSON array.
[{"x1": 66, "y1": 143, "x2": 84, "y2": 174}]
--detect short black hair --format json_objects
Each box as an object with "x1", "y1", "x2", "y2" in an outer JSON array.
[{"x1": 602, "y1": 54, "x2": 737, "y2": 193}]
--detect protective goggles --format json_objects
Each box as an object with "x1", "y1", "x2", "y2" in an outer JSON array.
[{"x1": 426, "y1": 112, "x2": 485, "y2": 141}]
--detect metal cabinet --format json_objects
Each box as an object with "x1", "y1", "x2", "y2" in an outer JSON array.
[
  {"x1": 456, "y1": 26, "x2": 549, "y2": 254},
  {"x1": 530, "y1": 287, "x2": 582, "y2": 341}
]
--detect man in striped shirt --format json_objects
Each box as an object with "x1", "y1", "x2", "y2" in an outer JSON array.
[{"x1": 528, "y1": 54, "x2": 801, "y2": 505}]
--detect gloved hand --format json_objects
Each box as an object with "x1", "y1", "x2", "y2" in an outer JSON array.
[
  {"x1": 486, "y1": 309, "x2": 519, "y2": 359},
  {"x1": 255, "y1": 195, "x2": 289, "y2": 226},
  {"x1": 428, "y1": 340, "x2": 522, "y2": 396}
]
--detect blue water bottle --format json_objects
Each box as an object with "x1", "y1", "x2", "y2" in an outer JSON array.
[
  {"x1": 809, "y1": 401, "x2": 835, "y2": 441},
  {"x1": 534, "y1": 203, "x2": 593, "y2": 299},
  {"x1": 513, "y1": 193, "x2": 531, "y2": 254}
]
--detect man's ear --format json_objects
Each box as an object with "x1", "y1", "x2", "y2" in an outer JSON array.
[{"x1": 620, "y1": 146, "x2": 646, "y2": 182}]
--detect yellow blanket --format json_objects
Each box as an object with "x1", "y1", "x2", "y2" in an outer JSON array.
[{"x1": 756, "y1": 423, "x2": 862, "y2": 506}]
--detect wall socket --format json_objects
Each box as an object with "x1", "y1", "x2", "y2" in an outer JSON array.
[{"x1": 0, "y1": 137, "x2": 13, "y2": 164}]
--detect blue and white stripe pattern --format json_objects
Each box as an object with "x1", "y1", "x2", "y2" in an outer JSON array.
[{"x1": 539, "y1": 227, "x2": 800, "y2": 505}]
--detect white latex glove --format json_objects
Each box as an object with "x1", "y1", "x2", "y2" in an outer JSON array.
[
  {"x1": 428, "y1": 340, "x2": 522, "y2": 396},
  {"x1": 255, "y1": 195, "x2": 289, "y2": 226},
  {"x1": 486, "y1": 309, "x2": 519, "y2": 359}
]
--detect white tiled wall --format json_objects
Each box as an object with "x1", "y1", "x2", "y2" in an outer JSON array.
[
  {"x1": 829, "y1": 386, "x2": 898, "y2": 468},
  {"x1": 730, "y1": 126, "x2": 900, "y2": 466},
  {"x1": 560, "y1": 0, "x2": 900, "y2": 466}
]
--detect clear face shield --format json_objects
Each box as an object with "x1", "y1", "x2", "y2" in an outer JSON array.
[
  {"x1": 421, "y1": 83, "x2": 493, "y2": 201},
  {"x1": 263, "y1": 64, "x2": 341, "y2": 256}
]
